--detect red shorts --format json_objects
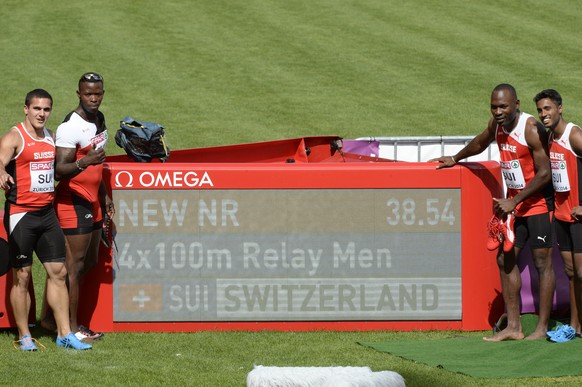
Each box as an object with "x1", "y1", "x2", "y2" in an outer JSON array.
[{"x1": 55, "y1": 193, "x2": 103, "y2": 235}]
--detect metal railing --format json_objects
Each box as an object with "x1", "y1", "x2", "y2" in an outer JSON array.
[{"x1": 356, "y1": 136, "x2": 499, "y2": 162}]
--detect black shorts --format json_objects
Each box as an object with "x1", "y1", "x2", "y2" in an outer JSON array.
[
  {"x1": 4, "y1": 205, "x2": 66, "y2": 268},
  {"x1": 514, "y1": 212, "x2": 553, "y2": 249},
  {"x1": 554, "y1": 219, "x2": 582, "y2": 253}
]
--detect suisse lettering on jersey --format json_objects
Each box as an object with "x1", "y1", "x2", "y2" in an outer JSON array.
[
  {"x1": 499, "y1": 143, "x2": 516, "y2": 153},
  {"x1": 33, "y1": 151, "x2": 55, "y2": 159}
]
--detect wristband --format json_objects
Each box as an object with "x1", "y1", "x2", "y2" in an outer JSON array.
[
  {"x1": 76, "y1": 159, "x2": 85, "y2": 171},
  {"x1": 451, "y1": 155, "x2": 456, "y2": 164}
]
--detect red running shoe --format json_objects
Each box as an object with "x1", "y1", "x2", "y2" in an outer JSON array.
[
  {"x1": 501, "y1": 213, "x2": 515, "y2": 253},
  {"x1": 487, "y1": 215, "x2": 503, "y2": 251}
]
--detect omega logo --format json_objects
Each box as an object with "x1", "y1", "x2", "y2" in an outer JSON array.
[{"x1": 114, "y1": 170, "x2": 214, "y2": 188}]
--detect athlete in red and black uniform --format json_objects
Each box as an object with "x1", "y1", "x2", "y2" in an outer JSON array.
[
  {"x1": 41, "y1": 73, "x2": 114, "y2": 342},
  {"x1": 537, "y1": 88, "x2": 582, "y2": 336},
  {"x1": 430, "y1": 84, "x2": 555, "y2": 341},
  {"x1": 0, "y1": 89, "x2": 90, "y2": 350}
]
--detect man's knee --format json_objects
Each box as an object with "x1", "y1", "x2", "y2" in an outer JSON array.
[
  {"x1": 66, "y1": 256, "x2": 88, "y2": 278},
  {"x1": 45, "y1": 262, "x2": 68, "y2": 281},
  {"x1": 13, "y1": 267, "x2": 32, "y2": 287},
  {"x1": 531, "y1": 248, "x2": 553, "y2": 266}
]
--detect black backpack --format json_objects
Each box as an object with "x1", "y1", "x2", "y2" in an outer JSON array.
[{"x1": 115, "y1": 116, "x2": 170, "y2": 162}]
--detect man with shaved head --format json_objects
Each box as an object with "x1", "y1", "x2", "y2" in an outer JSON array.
[{"x1": 430, "y1": 84, "x2": 555, "y2": 341}]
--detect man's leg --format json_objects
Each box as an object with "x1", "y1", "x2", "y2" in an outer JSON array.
[
  {"x1": 10, "y1": 266, "x2": 33, "y2": 339},
  {"x1": 526, "y1": 246, "x2": 555, "y2": 340},
  {"x1": 44, "y1": 260, "x2": 92, "y2": 350},
  {"x1": 43, "y1": 261, "x2": 72, "y2": 338},
  {"x1": 484, "y1": 247, "x2": 525, "y2": 341},
  {"x1": 64, "y1": 231, "x2": 98, "y2": 333},
  {"x1": 558, "y1": 251, "x2": 578, "y2": 332},
  {"x1": 85, "y1": 228, "x2": 102, "y2": 274},
  {"x1": 572, "y1": 252, "x2": 582, "y2": 333},
  {"x1": 40, "y1": 277, "x2": 56, "y2": 332}
]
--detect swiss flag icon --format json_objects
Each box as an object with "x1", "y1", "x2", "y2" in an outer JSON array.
[{"x1": 119, "y1": 284, "x2": 163, "y2": 312}]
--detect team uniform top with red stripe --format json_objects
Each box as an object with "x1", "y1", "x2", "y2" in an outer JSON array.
[
  {"x1": 549, "y1": 122, "x2": 582, "y2": 222},
  {"x1": 5, "y1": 123, "x2": 55, "y2": 214},
  {"x1": 496, "y1": 112, "x2": 554, "y2": 217},
  {"x1": 55, "y1": 111, "x2": 108, "y2": 204}
]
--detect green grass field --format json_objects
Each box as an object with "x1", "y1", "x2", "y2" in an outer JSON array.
[{"x1": 2, "y1": 0, "x2": 582, "y2": 385}]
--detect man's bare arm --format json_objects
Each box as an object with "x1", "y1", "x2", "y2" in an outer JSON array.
[
  {"x1": 55, "y1": 145, "x2": 106, "y2": 180},
  {"x1": 567, "y1": 125, "x2": 582, "y2": 220},
  {"x1": 0, "y1": 128, "x2": 20, "y2": 190},
  {"x1": 429, "y1": 118, "x2": 496, "y2": 168}
]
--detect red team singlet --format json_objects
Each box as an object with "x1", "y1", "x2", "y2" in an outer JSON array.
[
  {"x1": 549, "y1": 123, "x2": 582, "y2": 222},
  {"x1": 4, "y1": 123, "x2": 66, "y2": 267},
  {"x1": 496, "y1": 112, "x2": 553, "y2": 217},
  {"x1": 5, "y1": 123, "x2": 55, "y2": 214}
]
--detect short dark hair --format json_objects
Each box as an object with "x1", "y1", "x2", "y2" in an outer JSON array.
[
  {"x1": 78, "y1": 72, "x2": 104, "y2": 89},
  {"x1": 493, "y1": 83, "x2": 518, "y2": 100},
  {"x1": 25, "y1": 89, "x2": 53, "y2": 107},
  {"x1": 534, "y1": 89, "x2": 562, "y2": 106}
]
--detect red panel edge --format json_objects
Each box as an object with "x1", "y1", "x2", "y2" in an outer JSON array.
[
  {"x1": 460, "y1": 162, "x2": 504, "y2": 330},
  {"x1": 73, "y1": 161, "x2": 505, "y2": 332},
  {"x1": 109, "y1": 320, "x2": 463, "y2": 332}
]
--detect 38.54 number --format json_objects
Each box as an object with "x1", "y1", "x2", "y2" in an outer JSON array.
[{"x1": 386, "y1": 198, "x2": 455, "y2": 226}]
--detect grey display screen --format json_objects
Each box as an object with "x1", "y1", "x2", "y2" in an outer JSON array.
[{"x1": 113, "y1": 189, "x2": 461, "y2": 321}]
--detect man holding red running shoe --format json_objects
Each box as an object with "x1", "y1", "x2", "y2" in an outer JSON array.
[{"x1": 430, "y1": 84, "x2": 555, "y2": 341}]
